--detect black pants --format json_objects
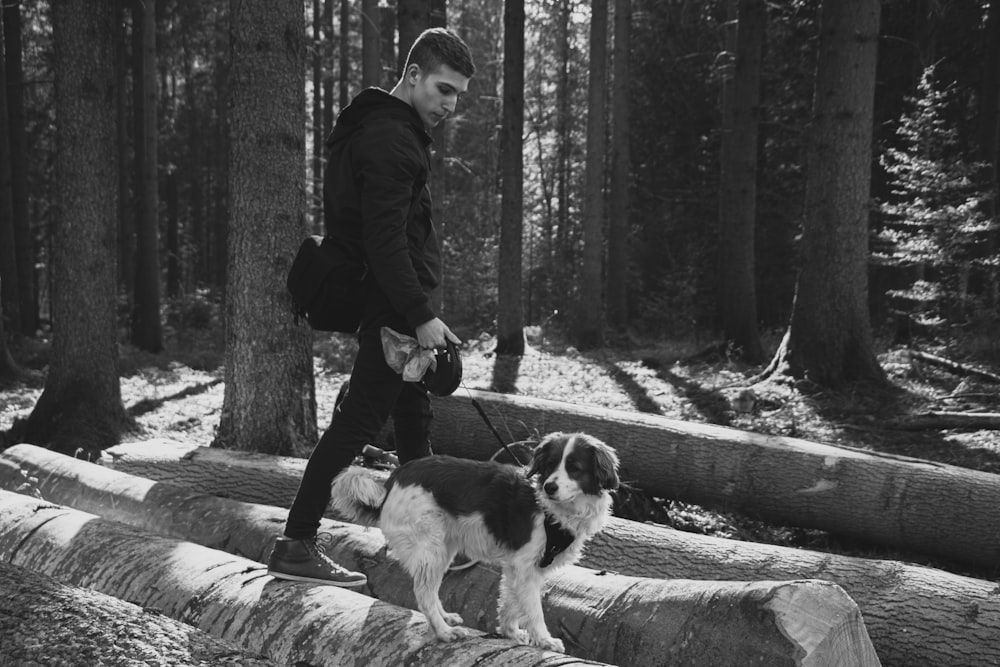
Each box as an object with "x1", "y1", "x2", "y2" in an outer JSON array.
[{"x1": 284, "y1": 296, "x2": 433, "y2": 540}]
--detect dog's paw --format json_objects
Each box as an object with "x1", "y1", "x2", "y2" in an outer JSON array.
[
  {"x1": 500, "y1": 627, "x2": 530, "y2": 645},
  {"x1": 442, "y1": 611, "x2": 464, "y2": 626},
  {"x1": 531, "y1": 635, "x2": 565, "y2": 653}
]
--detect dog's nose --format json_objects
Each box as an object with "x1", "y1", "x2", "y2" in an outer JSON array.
[{"x1": 544, "y1": 481, "x2": 558, "y2": 497}]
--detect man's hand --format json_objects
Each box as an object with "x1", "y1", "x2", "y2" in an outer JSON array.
[{"x1": 415, "y1": 318, "x2": 461, "y2": 350}]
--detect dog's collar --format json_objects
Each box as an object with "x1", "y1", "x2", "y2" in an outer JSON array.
[{"x1": 540, "y1": 516, "x2": 575, "y2": 568}]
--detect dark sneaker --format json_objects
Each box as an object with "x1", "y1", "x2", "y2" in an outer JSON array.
[{"x1": 267, "y1": 535, "x2": 367, "y2": 588}]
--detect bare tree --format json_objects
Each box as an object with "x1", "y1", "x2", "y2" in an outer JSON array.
[
  {"x1": 130, "y1": 0, "x2": 163, "y2": 352},
  {"x1": 497, "y1": 0, "x2": 526, "y2": 355},
  {"x1": 762, "y1": 0, "x2": 886, "y2": 387},
  {"x1": 0, "y1": 7, "x2": 19, "y2": 339},
  {"x1": 2, "y1": 0, "x2": 34, "y2": 335},
  {"x1": 718, "y1": 0, "x2": 765, "y2": 362},
  {"x1": 15, "y1": 0, "x2": 132, "y2": 454},
  {"x1": 606, "y1": 0, "x2": 631, "y2": 329},
  {"x1": 361, "y1": 0, "x2": 380, "y2": 88},
  {"x1": 216, "y1": 0, "x2": 317, "y2": 455},
  {"x1": 577, "y1": 0, "x2": 608, "y2": 349}
]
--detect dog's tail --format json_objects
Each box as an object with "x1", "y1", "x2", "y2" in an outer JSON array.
[{"x1": 330, "y1": 467, "x2": 386, "y2": 527}]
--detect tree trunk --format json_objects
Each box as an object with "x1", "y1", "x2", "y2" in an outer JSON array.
[
  {"x1": 165, "y1": 170, "x2": 180, "y2": 298},
  {"x1": 379, "y1": 6, "x2": 396, "y2": 89},
  {"x1": 0, "y1": 490, "x2": 601, "y2": 667},
  {"x1": 0, "y1": 562, "x2": 273, "y2": 666},
  {"x1": 2, "y1": 0, "x2": 35, "y2": 336},
  {"x1": 496, "y1": 0, "x2": 526, "y2": 357},
  {"x1": 84, "y1": 439, "x2": 998, "y2": 667},
  {"x1": 606, "y1": 0, "x2": 630, "y2": 330},
  {"x1": 980, "y1": 0, "x2": 1000, "y2": 195},
  {"x1": 0, "y1": 448, "x2": 881, "y2": 667},
  {"x1": 555, "y1": 0, "x2": 572, "y2": 302},
  {"x1": 361, "y1": 0, "x2": 380, "y2": 88},
  {"x1": 311, "y1": 0, "x2": 323, "y2": 231},
  {"x1": 114, "y1": 0, "x2": 135, "y2": 298},
  {"x1": 0, "y1": 7, "x2": 19, "y2": 340},
  {"x1": 765, "y1": 0, "x2": 886, "y2": 387},
  {"x1": 397, "y1": 0, "x2": 429, "y2": 76},
  {"x1": 717, "y1": 0, "x2": 765, "y2": 363},
  {"x1": 339, "y1": 0, "x2": 350, "y2": 109},
  {"x1": 577, "y1": 0, "x2": 608, "y2": 349},
  {"x1": 218, "y1": 0, "x2": 317, "y2": 456},
  {"x1": 14, "y1": 0, "x2": 132, "y2": 456},
  {"x1": 130, "y1": 0, "x2": 164, "y2": 353}
]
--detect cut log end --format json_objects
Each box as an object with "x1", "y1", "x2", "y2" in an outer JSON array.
[{"x1": 766, "y1": 581, "x2": 882, "y2": 667}]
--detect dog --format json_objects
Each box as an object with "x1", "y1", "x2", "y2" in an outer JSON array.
[{"x1": 329, "y1": 431, "x2": 619, "y2": 652}]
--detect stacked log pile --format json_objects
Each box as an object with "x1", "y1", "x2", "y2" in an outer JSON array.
[
  {"x1": 0, "y1": 489, "x2": 608, "y2": 667},
  {"x1": 95, "y1": 422, "x2": 1000, "y2": 666},
  {"x1": 423, "y1": 389, "x2": 1000, "y2": 569},
  {"x1": 0, "y1": 444, "x2": 881, "y2": 667}
]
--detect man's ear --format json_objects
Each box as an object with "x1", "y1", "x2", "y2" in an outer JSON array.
[{"x1": 405, "y1": 63, "x2": 422, "y2": 83}]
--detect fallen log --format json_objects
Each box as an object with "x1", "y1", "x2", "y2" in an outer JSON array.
[
  {"x1": 885, "y1": 411, "x2": 1000, "y2": 431},
  {"x1": 0, "y1": 490, "x2": 606, "y2": 667},
  {"x1": 0, "y1": 561, "x2": 273, "y2": 666},
  {"x1": 92, "y1": 439, "x2": 1000, "y2": 667},
  {"x1": 907, "y1": 349, "x2": 1000, "y2": 384},
  {"x1": 425, "y1": 388, "x2": 1000, "y2": 568},
  {"x1": 0, "y1": 445, "x2": 881, "y2": 667}
]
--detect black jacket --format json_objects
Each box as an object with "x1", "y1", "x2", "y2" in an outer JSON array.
[{"x1": 324, "y1": 88, "x2": 439, "y2": 329}]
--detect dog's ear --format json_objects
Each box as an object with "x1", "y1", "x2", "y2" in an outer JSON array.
[
  {"x1": 527, "y1": 433, "x2": 559, "y2": 478},
  {"x1": 589, "y1": 438, "x2": 620, "y2": 490}
]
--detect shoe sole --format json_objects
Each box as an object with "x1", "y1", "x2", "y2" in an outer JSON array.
[{"x1": 268, "y1": 569, "x2": 368, "y2": 588}]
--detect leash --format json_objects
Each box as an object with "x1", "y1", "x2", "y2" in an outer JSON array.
[{"x1": 469, "y1": 395, "x2": 527, "y2": 467}]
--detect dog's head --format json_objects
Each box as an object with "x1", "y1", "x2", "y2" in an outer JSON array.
[{"x1": 527, "y1": 432, "x2": 619, "y2": 502}]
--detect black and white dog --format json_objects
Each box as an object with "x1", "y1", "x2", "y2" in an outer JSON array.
[{"x1": 330, "y1": 432, "x2": 619, "y2": 652}]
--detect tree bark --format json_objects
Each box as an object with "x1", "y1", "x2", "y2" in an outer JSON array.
[
  {"x1": 606, "y1": 0, "x2": 630, "y2": 329},
  {"x1": 577, "y1": 0, "x2": 608, "y2": 349},
  {"x1": 0, "y1": 9, "x2": 20, "y2": 338},
  {"x1": 130, "y1": 0, "x2": 164, "y2": 353},
  {"x1": 0, "y1": 561, "x2": 273, "y2": 666},
  {"x1": 397, "y1": 0, "x2": 429, "y2": 76},
  {"x1": 764, "y1": 0, "x2": 886, "y2": 387},
  {"x1": 0, "y1": 447, "x2": 881, "y2": 667},
  {"x1": 717, "y1": 0, "x2": 765, "y2": 363},
  {"x1": 14, "y1": 0, "x2": 132, "y2": 455},
  {"x1": 218, "y1": 0, "x2": 317, "y2": 456},
  {"x1": 361, "y1": 0, "x2": 380, "y2": 88},
  {"x1": 75, "y1": 439, "x2": 998, "y2": 667},
  {"x1": 0, "y1": 490, "x2": 602, "y2": 667},
  {"x1": 2, "y1": 0, "x2": 35, "y2": 336},
  {"x1": 496, "y1": 0, "x2": 526, "y2": 356}
]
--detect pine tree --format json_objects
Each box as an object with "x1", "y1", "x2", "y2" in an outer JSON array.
[{"x1": 877, "y1": 64, "x2": 995, "y2": 330}]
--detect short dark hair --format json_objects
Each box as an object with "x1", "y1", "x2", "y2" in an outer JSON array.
[{"x1": 404, "y1": 28, "x2": 476, "y2": 79}]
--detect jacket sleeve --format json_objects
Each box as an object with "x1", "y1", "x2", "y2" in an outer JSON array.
[{"x1": 351, "y1": 119, "x2": 435, "y2": 329}]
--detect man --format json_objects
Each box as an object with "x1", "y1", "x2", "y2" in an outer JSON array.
[{"x1": 267, "y1": 28, "x2": 475, "y2": 586}]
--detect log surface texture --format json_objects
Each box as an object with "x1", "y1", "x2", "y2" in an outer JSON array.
[
  {"x1": 90, "y1": 438, "x2": 1000, "y2": 667},
  {"x1": 0, "y1": 490, "x2": 607, "y2": 667},
  {"x1": 0, "y1": 561, "x2": 274, "y2": 666},
  {"x1": 0, "y1": 444, "x2": 882, "y2": 667},
  {"x1": 424, "y1": 389, "x2": 1000, "y2": 568}
]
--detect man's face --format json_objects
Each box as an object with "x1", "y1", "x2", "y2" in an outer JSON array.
[{"x1": 407, "y1": 63, "x2": 470, "y2": 129}]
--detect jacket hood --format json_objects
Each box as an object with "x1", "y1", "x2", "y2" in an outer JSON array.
[{"x1": 327, "y1": 88, "x2": 427, "y2": 147}]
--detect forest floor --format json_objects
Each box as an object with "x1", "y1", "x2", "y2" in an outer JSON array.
[{"x1": 2, "y1": 321, "x2": 999, "y2": 580}]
